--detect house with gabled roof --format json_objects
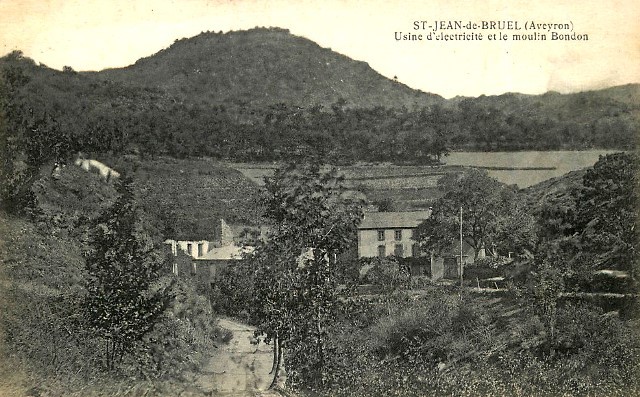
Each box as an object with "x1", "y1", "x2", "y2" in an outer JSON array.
[
  {"x1": 357, "y1": 210, "x2": 432, "y2": 259},
  {"x1": 356, "y1": 210, "x2": 484, "y2": 279}
]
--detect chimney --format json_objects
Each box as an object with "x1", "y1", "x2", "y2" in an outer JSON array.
[{"x1": 218, "y1": 219, "x2": 234, "y2": 246}]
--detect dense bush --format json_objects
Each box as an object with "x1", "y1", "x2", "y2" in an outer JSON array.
[
  {"x1": 301, "y1": 287, "x2": 640, "y2": 397},
  {"x1": 576, "y1": 272, "x2": 638, "y2": 294},
  {"x1": 137, "y1": 279, "x2": 222, "y2": 379},
  {"x1": 209, "y1": 261, "x2": 255, "y2": 322},
  {"x1": 0, "y1": 204, "x2": 223, "y2": 394},
  {"x1": 360, "y1": 257, "x2": 410, "y2": 293}
]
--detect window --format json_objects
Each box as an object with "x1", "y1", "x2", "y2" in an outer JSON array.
[
  {"x1": 187, "y1": 243, "x2": 193, "y2": 256},
  {"x1": 412, "y1": 243, "x2": 420, "y2": 257},
  {"x1": 394, "y1": 244, "x2": 404, "y2": 257},
  {"x1": 394, "y1": 230, "x2": 402, "y2": 241},
  {"x1": 411, "y1": 228, "x2": 418, "y2": 240},
  {"x1": 377, "y1": 245, "x2": 386, "y2": 258},
  {"x1": 377, "y1": 230, "x2": 385, "y2": 241},
  {"x1": 197, "y1": 243, "x2": 204, "y2": 257}
]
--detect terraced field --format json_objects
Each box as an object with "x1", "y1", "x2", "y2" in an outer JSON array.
[
  {"x1": 105, "y1": 157, "x2": 265, "y2": 239},
  {"x1": 228, "y1": 162, "x2": 464, "y2": 211}
]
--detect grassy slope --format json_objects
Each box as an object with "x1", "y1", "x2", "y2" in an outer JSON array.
[
  {"x1": 0, "y1": 166, "x2": 115, "y2": 394},
  {"x1": 0, "y1": 212, "x2": 89, "y2": 395},
  {"x1": 520, "y1": 167, "x2": 586, "y2": 210}
]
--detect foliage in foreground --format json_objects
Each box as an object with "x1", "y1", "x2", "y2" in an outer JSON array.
[
  {"x1": 0, "y1": 172, "x2": 222, "y2": 395},
  {"x1": 316, "y1": 290, "x2": 640, "y2": 397},
  {"x1": 308, "y1": 152, "x2": 640, "y2": 396},
  {"x1": 84, "y1": 177, "x2": 173, "y2": 370},
  {"x1": 245, "y1": 161, "x2": 364, "y2": 389},
  {"x1": 206, "y1": 153, "x2": 640, "y2": 396}
]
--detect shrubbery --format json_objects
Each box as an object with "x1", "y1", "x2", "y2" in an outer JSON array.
[
  {"x1": 463, "y1": 256, "x2": 512, "y2": 281},
  {"x1": 138, "y1": 280, "x2": 221, "y2": 379},
  {"x1": 304, "y1": 287, "x2": 640, "y2": 397},
  {"x1": 209, "y1": 261, "x2": 255, "y2": 322},
  {"x1": 0, "y1": 176, "x2": 224, "y2": 394}
]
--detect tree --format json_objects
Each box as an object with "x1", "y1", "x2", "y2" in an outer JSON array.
[
  {"x1": 0, "y1": 59, "x2": 77, "y2": 215},
  {"x1": 572, "y1": 152, "x2": 638, "y2": 277},
  {"x1": 372, "y1": 197, "x2": 396, "y2": 212},
  {"x1": 361, "y1": 257, "x2": 410, "y2": 315},
  {"x1": 416, "y1": 169, "x2": 536, "y2": 260},
  {"x1": 84, "y1": 176, "x2": 172, "y2": 370},
  {"x1": 0, "y1": 62, "x2": 37, "y2": 215},
  {"x1": 248, "y1": 161, "x2": 363, "y2": 391}
]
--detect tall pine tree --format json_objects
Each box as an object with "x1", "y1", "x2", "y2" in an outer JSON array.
[{"x1": 85, "y1": 176, "x2": 172, "y2": 370}]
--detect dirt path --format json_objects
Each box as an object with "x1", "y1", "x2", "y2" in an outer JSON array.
[{"x1": 194, "y1": 318, "x2": 283, "y2": 396}]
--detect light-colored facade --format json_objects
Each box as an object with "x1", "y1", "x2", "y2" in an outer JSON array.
[
  {"x1": 164, "y1": 218, "x2": 241, "y2": 276},
  {"x1": 356, "y1": 210, "x2": 487, "y2": 279},
  {"x1": 357, "y1": 211, "x2": 431, "y2": 258},
  {"x1": 166, "y1": 239, "x2": 213, "y2": 259},
  {"x1": 164, "y1": 218, "x2": 236, "y2": 260}
]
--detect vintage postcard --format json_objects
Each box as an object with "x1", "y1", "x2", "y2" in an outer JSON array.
[{"x1": 1, "y1": 1, "x2": 638, "y2": 396}]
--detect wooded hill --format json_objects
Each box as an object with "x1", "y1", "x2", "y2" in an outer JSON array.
[
  {"x1": 1, "y1": 27, "x2": 638, "y2": 164},
  {"x1": 91, "y1": 27, "x2": 442, "y2": 110}
]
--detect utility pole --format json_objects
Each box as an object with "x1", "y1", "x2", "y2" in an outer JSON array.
[{"x1": 459, "y1": 206, "x2": 463, "y2": 287}]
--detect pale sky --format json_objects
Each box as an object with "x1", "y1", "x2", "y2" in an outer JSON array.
[{"x1": 1, "y1": 0, "x2": 638, "y2": 98}]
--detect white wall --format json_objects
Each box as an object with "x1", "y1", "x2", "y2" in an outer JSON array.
[
  {"x1": 357, "y1": 228, "x2": 419, "y2": 258},
  {"x1": 166, "y1": 240, "x2": 212, "y2": 259}
]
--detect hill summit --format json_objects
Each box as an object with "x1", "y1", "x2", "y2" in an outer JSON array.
[{"x1": 91, "y1": 27, "x2": 443, "y2": 109}]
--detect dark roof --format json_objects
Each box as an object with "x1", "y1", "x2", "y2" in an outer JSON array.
[{"x1": 358, "y1": 210, "x2": 432, "y2": 230}]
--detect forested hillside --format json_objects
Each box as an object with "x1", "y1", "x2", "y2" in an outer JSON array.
[
  {"x1": 455, "y1": 85, "x2": 639, "y2": 150},
  {"x1": 0, "y1": 28, "x2": 637, "y2": 166}
]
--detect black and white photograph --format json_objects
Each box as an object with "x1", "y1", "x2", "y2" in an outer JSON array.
[{"x1": 0, "y1": 1, "x2": 638, "y2": 396}]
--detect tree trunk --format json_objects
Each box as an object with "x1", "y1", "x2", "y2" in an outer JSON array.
[
  {"x1": 110, "y1": 340, "x2": 117, "y2": 370},
  {"x1": 105, "y1": 339, "x2": 110, "y2": 370},
  {"x1": 269, "y1": 340, "x2": 283, "y2": 389},
  {"x1": 269, "y1": 336, "x2": 279, "y2": 374},
  {"x1": 317, "y1": 306, "x2": 326, "y2": 387},
  {"x1": 116, "y1": 341, "x2": 124, "y2": 364}
]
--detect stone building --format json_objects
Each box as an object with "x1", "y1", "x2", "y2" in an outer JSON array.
[
  {"x1": 164, "y1": 218, "x2": 244, "y2": 279},
  {"x1": 357, "y1": 210, "x2": 432, "y2": 259},
  {"x1": 356, "y1": 210, "x2": 485, "y2": 279}
]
